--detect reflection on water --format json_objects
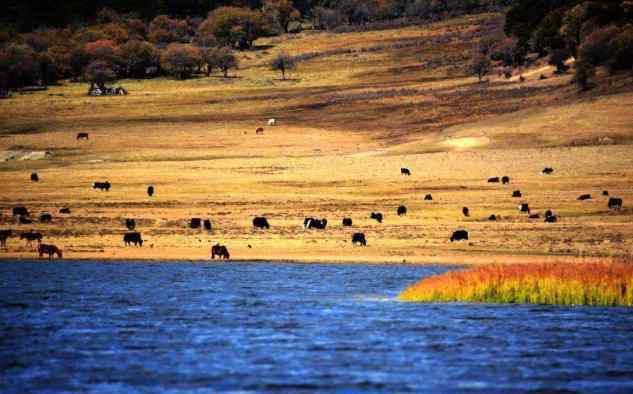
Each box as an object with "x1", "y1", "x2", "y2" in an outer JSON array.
[{"x1": 2, "y1": 261, "x2": 633, "y2": 393}]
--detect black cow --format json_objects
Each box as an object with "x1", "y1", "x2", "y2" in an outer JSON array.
[
  {"x1": 59, "y1": 208, "x2": 71, "y2": 214},
  {"x1": 578, "y1": 194, "x2": 592, "y2": 201},
  {"x1": 147, "y1": 186, "x2": 154, "y2": 197},
  {"x1": 123, "y1": 232, "x2": 143, "y2": 247},
  {"x1": 204, "y1": 219, "x2": 212, "y2": 231},
  {"x1": 76, "y1": 133, "x2": 89, "y2": 140},
  {"x1": 401, "y1": 168, "x2": 411, "y2": 176},
  {"x1": 0, "y1": 229, "x2": 12, "y2": 249},
  {"x1": 397, "y1": 206, "x2": 407, "y2": 216},
  {"x1": 19, "y1": 216, "x2": 32, "y2": 224},
  {"x1": 609, "y1": 198, "x2": 623, "y2": 210},
  {"x1": 545, "y1": 210, "x2": 553, "y2": 219},
  {"x1": 190, "y1": 218, "x2": 202, "y2": 229},
  {"x1": 370, "y1": 212, "x2": 383, "y2": 223},
  {"x1": 305, "y1": 218, "x2": 327, "y2": 230},
  {"x1": 256, "y1": 127, "x2": 264, "y2": 135},
  {"x1": 342, "y1": 218, "x2": 353, "y2": 227},
  {"x1": 424, "y1": 194, "x2": 433, "y2": 201},
  {"x1": 40, "y1": 213, "x2": 52, "y2": 223},
  {"x1": 542, "y1": 167, "x2": 554, "y2": 175},
  {"x1": 20, "y1": 231, "x2": 42, "y2": 247},
  {"x1": 93, "y1": 181, "x2": 111, "y2": 191},
  {"x1": 125, "y1": 219, "x2": 136, "y2": 230},
  {"x1": 488, "y1": 177, "x2": 500, "y2": 183},
  {"x1": 489, "y1": 214, "x2": 497, "y2": 221},
  {"x1": 31, "y1": 173, "x2": 39, "y2": 182},
  {"x1": 38, "y1": 244, "x2": 62, "y2": 259},
  {"x1": 502, "y1": 176, "x2": 510, "y2": 185},
  {"x1": 462, "y1": 207, "x2": 470, "y2": 217},
  {"x1": 352, "y1": 233, "x2": 367, "y2": 246},
  {"x1": 253, "y1": 217, "x2": 270, "y2": 229},
  {"x1": 450, "y1": 230, "x2": 469, "y2": 242},
  {"x1": 211, "y1": 244, "x2": 230, "y2": 260},
  {"x1": 603, "y1": 190, "x2": 609, "y2": 196},
  {"x1": 12, "y1": 207, "x2": 29, "y2": 217},
  {"x1": 545, "y1": 215, "x2": 558, "y2": 223},
  {"x1": 519, "y1": 203, "x2": 530, "y2": 214},
  {"x1": 512, "y1": 190, "x2": 522, "y2": 198}
]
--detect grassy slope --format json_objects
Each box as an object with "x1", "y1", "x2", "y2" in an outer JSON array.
[{"x1": 0, "y1": 13, "x2": 632, "y2": 263}]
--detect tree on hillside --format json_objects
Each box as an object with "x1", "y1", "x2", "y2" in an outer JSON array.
[
  {"x1": 203, "y1": 7, "x2": 266, "y2": 49},
  {"x1": 549, "y1": 48, "x2": 569, "y2": 73},
  {"x1": 149, "y1": 15, "x2": 188, "y2": 45},
  {"x1": 118, "y1": 40, "x2": 157, "y2": 78},
  {"x1": 160, "y1": 43, "x2": 202, "y2": 79},
  {"x1": 215, "y1": 46, "x2": 238, "y2": 77},
  {"x1": 84, "y1": 60, "x2": 117, "y2": 90},
  {"x1": 264, "y1": 0, "x2": 301, "y2": 33},
  {"x1": 271, "y1": 52, "x2": 296, "y2": 80},
  {"x1": 470, "y1": 53, "x2": 491, "y2": 81}
]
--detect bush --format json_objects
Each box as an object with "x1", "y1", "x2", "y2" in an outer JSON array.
[{"x1": 160, "y1": 43, "x2": 201, "y2": 79}]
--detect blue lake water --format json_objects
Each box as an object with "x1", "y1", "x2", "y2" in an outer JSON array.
[{"x1": 2, "y1": 261, "x2": 633, "y2": 393}]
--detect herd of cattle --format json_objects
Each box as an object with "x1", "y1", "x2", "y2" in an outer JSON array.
[{"x1": 0, "y1": 133, "x2": 627, "y2": 261}]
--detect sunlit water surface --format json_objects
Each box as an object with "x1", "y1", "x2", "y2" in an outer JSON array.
[{"x1": 2, "y1": 261, "x2": 633, "y2": 393}]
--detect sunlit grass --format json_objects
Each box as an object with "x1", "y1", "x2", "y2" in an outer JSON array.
[{"x1": 399, "y1": 259, "x2": 633, "y2": 306}]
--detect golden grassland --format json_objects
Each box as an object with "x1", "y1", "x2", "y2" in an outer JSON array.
[
  {"x1": 398, "y1": 259, "x2": 633, "y2": 306},
  {"x1": 0, "y1": 13, "x2": 632, "y2": 262}
]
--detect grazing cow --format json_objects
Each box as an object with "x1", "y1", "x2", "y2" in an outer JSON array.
[
  {"x1": 609, "y1": 198, "x2": 623, "y2": 210},
  {"x1": 545, "y1": 215, "x2": 558, "y2": 223},
  {"x1": 204, "y1": 219, "x2": 212, "y2": 231},
  {"x1": 424, "y1": 194, "x2": 433, "y2": 201},
  {"x1": 401, "y1": 168, "x2": 411, "y2": 176},
  {"x1": 147, "y1": 186, "x2": 154, "y2": 197},
  {"x1": 190, "y1": 218, "x2": 202, "y2": 229},
  {"x1": 603, "y1": 190, "x2": 609, "y2": 196},
  {"x1": 59, "y1": 208, "x2": 71, "y2": 214},
  {"x1": 253, "y1": 217, "x2": 270, "y2": 229},
  {"x1": 529, "y1": 213, "x2": 540, "y2": 219},
  {"x1": 502, "y1": 176, "x2": 510, "y2": 185},
  {"x1": 93, "y1": 181, "x2": 111, "y2": 191},
  {"x1": 19, "y1": 216, "x2": 32, "y2": 224},
  {"x1": 20, "y1": 231, "x2": 42, "y2": 247},
  {"x1": 305, "y1": 218, "x2": 327, "y2": 230},
  {"x1": 462, "y1": 207, "x2": 470, "y2": 217},
  {"x1": 488, "y1": 177, "x2": 500, "y2": 183},
  {"x1": 542, "y1": 167, "x2": 554, "y2": 175},
  {"x1": 123, "y1": 232, "x2": 143, "y2": 247},
  {"x1": 519, "y1": 203, "x2": 530, "y2": 214},
  {"x1": 578, "y1": 194, "x2": 592, "y2": 201},
  {"x1": 450, "y1": 230, "x2": 469, "y2": 242},
  {"x1": 76, "y1": 133, "x2": 89, "y2": 140},
  {"x1": 31, "y1": 173, "x2": 39, "y2": 182},
  {"x1": 256, "y1": 127, "x2": 264, "y2": 135},
  {"x1": 125, "y1": 219, "x2": 136, "y2": 230},
  {"x1": 397, "y1": 205, "x2": 407, "y2": 216},
  {"x1": 267, "y1": 118, "x2": 276, "y2": 126},
  {"x1": 512, "y1": 190, "x2": 522, "y2": 198},
  {"x1": 370, "y1": 212, "x2": 383, "y2": 223},
  {"x1": 342, "y1": 218, "x2": 353, "y2": 227},
  {"x1": 0, "y1": 229, "x2": 12, "y2": 249},
  {"x1": 38, "y1": 244, "x2": 62, "y2": 260},
  {"x1": 489, "y1": 214, "x2": 497, "y2": 221},
  {"x1": 211, "y1": 244, "x2": 230, "y2": 260},
  {"x1": 352, "y1": 233, "x2": 367, "y2": 246},
  {"x1": 40, "y1": 213, "x2": 52, "y2": 223},
  {"x1": 12, "y1": 207, "x2": 29, "y2": 217}
]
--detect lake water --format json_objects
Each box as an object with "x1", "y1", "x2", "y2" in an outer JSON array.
[{"x1": 2, "y1": 261, "x2": 633, "y2": 393}]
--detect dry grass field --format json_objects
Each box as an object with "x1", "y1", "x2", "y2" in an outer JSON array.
[{"x1": 1, "y1": 13, "x2": 632, "y2": 263}]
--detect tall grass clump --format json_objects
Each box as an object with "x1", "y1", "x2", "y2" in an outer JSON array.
[{"x1": 399, "y1": 261, "x2": 633, "y2": 307}]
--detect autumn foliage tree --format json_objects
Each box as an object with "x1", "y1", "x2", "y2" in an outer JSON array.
[
  {"x1": 160, "y1": 43, "x2": 201, "y2": 79},
  {"x1": 149, "y1": 15, "x2": 188, "y2": 45},
  {"x1": 202, "y1": 7, "x2": 266, "y2": 49},
  {"x1": 84, "y1": 60, "x2": 116, "y2": 90},
  {"x1": 264, "y1": 0, "x2": 301, "y2": 33}
]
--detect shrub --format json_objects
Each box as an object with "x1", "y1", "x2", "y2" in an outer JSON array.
[
  {"x1": 160, "y1": 43, "x2": 201, "y2": 79},
  {"x1": 271, "y1": 52, "x2": 296, "y2": 80}
]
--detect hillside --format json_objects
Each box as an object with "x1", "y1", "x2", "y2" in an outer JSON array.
[{"x1": 0, "y1": 13, "x2": 632, "y2": 263}]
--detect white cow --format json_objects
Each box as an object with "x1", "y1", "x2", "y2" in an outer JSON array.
[{"x1": 267, "y1": 118, "x2": 277, "y2": 126}]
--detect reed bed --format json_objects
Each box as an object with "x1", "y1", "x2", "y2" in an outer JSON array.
[{"x1": 399, "y1": 261, "x2": 633, "y2": 306}]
